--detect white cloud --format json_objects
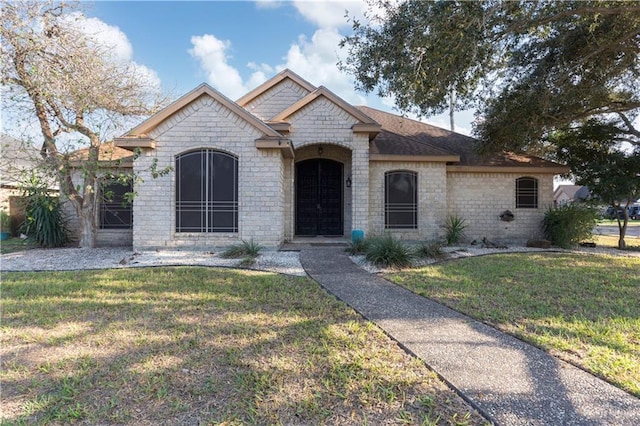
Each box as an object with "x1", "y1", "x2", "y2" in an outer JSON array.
[
  {"x1": 292, "y1": 0, "x2": 366, "y2": 30},
  {"x1": 278, "y1": 28, "x2": 366, "y2": 105},
  {"x1": 62, "y1": 12, "x2": 161, "y2": 89},
  {"x1": 189, "y1": 34, "x2": 270, "y2": 99}
]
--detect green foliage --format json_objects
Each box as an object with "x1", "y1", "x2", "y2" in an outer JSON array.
[
  {"x1": 346, "y1": 236, "x2": 370, "y2": 255},
  {"x1": 340, "y1": 1, "x2": 492, "y2": 117},
  {"x1": 19, "y1": 175, "x2": 69, "y2": 248},
  {"x1": 416, "y1": 241, "x2": 447, "y2": 260},
  {"x1": 341, "y1": 1, "x2": 640, "y2": 152},
  {"x1": 364, "y1": 234, "x2": 414, "y2": 268},
  {"x1": 0, "y1": 209, "x2": 11, "y2": 233},
  {"x1": 542, "y1": 204, "x2": 599, "y2": 248},
  {"x1": 221, "y1": 239, "x2": 263, "y2": 259},
  {"x1": 549, "y1": 118, "x2": 640, "y2": 249},
  {"x1": 444, "y1": 215, "x2": 467, "y2": 246}
]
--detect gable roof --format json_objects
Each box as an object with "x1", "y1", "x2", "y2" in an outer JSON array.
[
  {"x1": 120, "y1": 83, "x2": 283, "y2": 141},
  {"x1": 271, "y1": 86, "x2": 380, "y2": 128},
  {"x1": 358, "y1": 106, "x2": 569, "y2": 172},
  {"x1": 236, "y1": 69, "x2": 317, "y2": 107}
]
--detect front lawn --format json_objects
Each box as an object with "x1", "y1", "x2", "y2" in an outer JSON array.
[
  {"x1": 386, "y1": 253, "x2": 640, "y2": 397},
  {"x1": 1, "y1": 267, "x2": 486, "y2": 425}
]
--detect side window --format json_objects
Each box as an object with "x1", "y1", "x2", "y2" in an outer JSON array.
[
  {"x1": 175, "y1": 149, "x2": 238, "y2": 233},
  {"x1": 100, "y1": 180, "x2": 133, "y2": 229},
  {"x1": 385, "y1": 171, "x2": 418, "y2": 229},
  {"x1": 516, "y1": 177, "x2": 538, "y2": 208}
]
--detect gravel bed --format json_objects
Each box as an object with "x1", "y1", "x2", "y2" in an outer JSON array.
[
  {"x1": 1, "y1": 244, "x2": 636, "y2": 276},
  {"x1": 0, "y1": 247, "x2": 306, "y2": 276},
  {"x1": 351, "y1": 244, "x2": 639, "y2": 274}
]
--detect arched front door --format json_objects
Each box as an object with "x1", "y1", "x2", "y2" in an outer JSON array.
[{"x1": 296, "y1": 159, "x2": 343, "y2": 236}]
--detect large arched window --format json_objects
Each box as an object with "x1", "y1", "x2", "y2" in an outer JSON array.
[
  {"x1": 385, "y1": 171, "x2": 418, "y2": 229},
  {"x1": 176, "y1": 149, "x2": 238, "y2": 233},
  {"x1": 515, "y1": 177, "x2": 538, "y2": 208}
]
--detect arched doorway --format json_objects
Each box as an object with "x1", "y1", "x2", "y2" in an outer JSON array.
[{"x1": 296, "y1": 159, "x2": 343, "y2": 236}]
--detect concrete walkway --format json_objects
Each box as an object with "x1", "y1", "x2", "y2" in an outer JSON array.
[{"x1": 300, "y1": 247, "x2": 640, "y2": 426}]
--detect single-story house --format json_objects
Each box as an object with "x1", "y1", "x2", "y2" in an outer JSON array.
[
  {"x1": 553, "y1": 184, "x2": 590, "y2": 207},
  {"x1": 80, "y1": 68, "x2": 567, "y2": 249}
]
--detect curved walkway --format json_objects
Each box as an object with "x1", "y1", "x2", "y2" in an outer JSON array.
[{"x1": 300, "y1": 246, "x2": 640, "y2": 426}]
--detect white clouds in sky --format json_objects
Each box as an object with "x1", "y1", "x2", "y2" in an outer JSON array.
[
  {"x1": 188, "y1": 1, "x2": 367, "y2": 104},
  {"x1": 186, "y1": 0, "x2": 473, "y2": 134},
  {"x1": 63, "y1": 12, "x2": 162, "y2": 91}
]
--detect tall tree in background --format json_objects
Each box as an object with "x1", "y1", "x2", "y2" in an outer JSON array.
[
  {"x1": 1, "y1": 1, "x2": 165, "y2": 247},
  {"x1": 341, "y1": 1, "x2": 494, "y2": 132},
  {"x1": 340, "y1": 1, "x2": 640, "y2": 152}
]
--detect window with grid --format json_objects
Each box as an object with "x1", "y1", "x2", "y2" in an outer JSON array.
[
  {"x1": 100, "y1": 180, "x2": 133, "y2": 229},
  {"x1": 176, "y1": 149, "x2": 238, "y2": 233},
  {"x1": 385, "y1": 171, "x2": 417, "y2": 229},
  {"x1": 515, "y1": 177, "x2": 538, "y2": 208}
]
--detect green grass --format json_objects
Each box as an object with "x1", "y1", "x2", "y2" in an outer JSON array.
[
  {"x1": 1, "y1": 267, "x2": 486, "y2": 425},
  {"x1": 597, "y1": 219, "x2": 640, "y2": 227},
  {"x1": 386, "y1": 253, "x2": 640, "y2": 397}
]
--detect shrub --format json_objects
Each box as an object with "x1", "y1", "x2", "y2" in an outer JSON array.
[
  {"x1": 416, "y1": 241, "x2": 447, "y2": 260},
  {"x1": 20, "y1": 194, "x2": 68, "y2": 248},
  {"x1": 542, "y1": 204, "x2": 599, "y2": 248},
  {"x1": 346, "y1": 236, "x2": 370, "y2": 255},
  {"x1": 364, "y1": 234, "x2": 414, "y2": 268},
  {"x1": 221, "y1": 239, "x2": 263, "y2": 259},
  {"x1": 445, "y1": 215, "x2": 467, "y2": 245},
  {"x1": 0, "y1": 209, "x2": 11, "y2": 234},
  {"x1": 18, "y1": 174, "x2": 68, "y2": 248}
]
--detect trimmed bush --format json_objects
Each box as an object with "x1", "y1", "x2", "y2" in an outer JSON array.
[
  {"x1": 445, "y1": 215, "x2": 467, "y2": 246},
  {"x1": 542, "y1": 204, "x2": 598, "y2": 248},
  {"x1": 364, "y1": 234, "x2": 414, "y2": 268}
]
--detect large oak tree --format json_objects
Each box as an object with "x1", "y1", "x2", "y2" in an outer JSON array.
[
  {"x1": 340, "y1": 0, "x2": 640, "y2": 153},
  {"x1": 1, "y1": 1, "x2": 165, "y2": 247}
]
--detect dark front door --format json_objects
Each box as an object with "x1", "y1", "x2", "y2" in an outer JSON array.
[{"x1": 296, "y1": 159, "x2": 343, "y2": 236}]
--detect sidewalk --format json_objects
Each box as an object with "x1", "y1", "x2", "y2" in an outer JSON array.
[{"x1": 300, "y1": 246, "x2": 640, "y2": 426}]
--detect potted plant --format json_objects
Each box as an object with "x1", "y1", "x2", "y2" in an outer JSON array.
[{"x1": 0, "y1": 209, "x2": 12, "y2": 241}]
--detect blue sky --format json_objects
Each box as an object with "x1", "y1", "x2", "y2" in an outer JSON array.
[{"x1": 84, "y1": 0, "x2": 475, "y2": 134}]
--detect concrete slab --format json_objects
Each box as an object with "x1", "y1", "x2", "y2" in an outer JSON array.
[{"x1": 300, "y1": 247, "x2": 640, "y2": 426}]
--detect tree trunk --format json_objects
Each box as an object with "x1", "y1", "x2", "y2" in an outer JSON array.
[
  {"x1": 449, "y1": 89, "x2": 455, "y2": 132},
  {"x1": 617, "y1": 214, "x2": 628, "y2": 250},
  {"x1": 77, "y1": 200, "x2": 97, "y2": 248}
]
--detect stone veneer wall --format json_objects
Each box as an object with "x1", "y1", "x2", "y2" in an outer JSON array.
[
  {"x1": 368, "y1": 162, "x2": 448, "y2": 241},
  {"x1": 446, "y1": 172, "x2": 555, "y2": 244},
  {"x1": 132, "y1": 95, "x2": 286, "y2": 249},
  {"x1": 283, "y1": 97, "x2": 370, "y2": 238}
]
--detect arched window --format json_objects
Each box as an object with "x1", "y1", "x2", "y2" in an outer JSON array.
[
  {"x1": 176, "y1": 149, "x2": 238, "y2": 232},
  {"x1": 385, "y1": 171, "x2": 417, "y2": 229},
  {"x1": 516, "y1": 177, "x2": 538, "y2": 208}
]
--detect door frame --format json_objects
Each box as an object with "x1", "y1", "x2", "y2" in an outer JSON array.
[{"x1": 295, "y1": 158, "x2": 344, "y2": 236}]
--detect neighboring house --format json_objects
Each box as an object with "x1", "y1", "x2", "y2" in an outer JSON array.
[
  {"x1": 106, "y1": 69, "x2": 567, "y2": 249},
  {"x1": 553, "y1": 184, "x2": 589, "y2": 206},
  {"x1": 0, "y1": 133, "x2": 58, "y2": 234}
]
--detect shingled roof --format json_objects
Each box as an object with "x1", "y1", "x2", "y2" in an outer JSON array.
[{"x1": 358, "y1": 106, "x2": 568, "y2": 172}]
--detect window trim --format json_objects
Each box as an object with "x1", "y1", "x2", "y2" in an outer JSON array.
[
  {"x1": 515, "y1": 176, "x2": 538, "y2": 209},
  {"x1": 175, "y1": 149, "x2": 239, "y2": 233},
  {"x1": 384, "y1": 170, "x2": 418, "y2": 229}
]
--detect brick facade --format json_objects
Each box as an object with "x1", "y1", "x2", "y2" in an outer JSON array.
[{"x1": 107, "y1": 70, "x2": 563, "y2": 250}]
